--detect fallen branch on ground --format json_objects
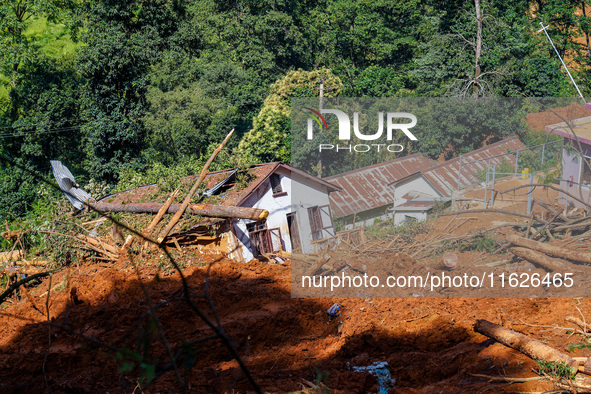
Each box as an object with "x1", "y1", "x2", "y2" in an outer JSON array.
[
  {"x1": 508, "y1": 247, "x2": 570, "y2": 272},
  {"x1": 442, "y1": 209, "x2": 548, "y2": 223},
  {"x1": 0, "y1": 272, "x2": 50, "y2": 305},
  {"x1": 507, "y1": 235, "x2": 591, "y2": 264},
  {"x1": 157, "y1": 128, "x2": 234, "y2": 243},
  {"x1": 474, "y1": 319, "x2": 579, "y2": 373},
  {"x1": 566, "y1": 316, "x2": 590, "y2": 333}
]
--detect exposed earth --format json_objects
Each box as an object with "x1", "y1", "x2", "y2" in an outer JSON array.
[{"x1": 2, "y1": 177, "x2": 591, "y2": 393}]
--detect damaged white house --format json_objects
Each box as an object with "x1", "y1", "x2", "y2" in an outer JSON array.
[{"x1": 100, "y1": 163, "x2": 340, "y2": 262}]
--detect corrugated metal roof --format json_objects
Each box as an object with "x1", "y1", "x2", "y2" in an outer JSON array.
[
  {"x1": 424, "y1": 136, "x2": 526, "y2": 196},
  {"x1": 326, "y1": 136, "x2": 526, "y2": 218},
  {"x1": 325, "y1": 153, "x2": 438, "y2": 218},
  {"x1": 99, "y1": 162, "x2": 340, "y2": 209}
]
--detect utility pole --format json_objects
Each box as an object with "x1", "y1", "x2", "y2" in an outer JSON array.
[
  {"x1": 314, "y1": 78, "x2": 333, "y2": 178},
  {"x1": 314, "y1": 77, "x2": 333, "y2": 110}
]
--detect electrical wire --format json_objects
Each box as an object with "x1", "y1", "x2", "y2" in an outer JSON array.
[{"x1": 0, "y1": 125, "x2": 81, "y2": 139}]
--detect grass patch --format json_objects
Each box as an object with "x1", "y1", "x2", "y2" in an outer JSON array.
[{"x1": 536, "y1": 360, "x2": 576, "y2": 380}]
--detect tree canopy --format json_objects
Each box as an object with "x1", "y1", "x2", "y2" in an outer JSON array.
[{"x1": 0, "y1": 0, "x2": 590, "y2": 220}]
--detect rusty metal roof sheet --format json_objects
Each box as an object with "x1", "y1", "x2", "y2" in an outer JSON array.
[
  {"x1": 99, "y1": 162, "x2": 339, "y2": 208},
  {"x1": 325, "y1": 153, "x2": 438, "y2": 218},
  {"x1": 51, "y1": 160, "x2": 93, "y2": 210},
  {"x1": 423, "y1": 136, "x2": 526, "y2": 197}
]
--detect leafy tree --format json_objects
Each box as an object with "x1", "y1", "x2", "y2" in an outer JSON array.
[
  {"x1": 78, "y1": 0, "x2": 185, "y2": 183},
  {"x1": 237, "y1": 68, "x2": 342, "y2": 164},
  {"x1": 0, "y1": 0, "x2": 79, "y2": 89},
  {"x1": 0, "y1": 54, "x2": 84, "y2": 221}
]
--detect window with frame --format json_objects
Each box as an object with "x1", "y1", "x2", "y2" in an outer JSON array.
[
  {"x1": 246, "y1": 220, "x2": 267, "y2": 233},
  {"x1": 270, "y1": 174, "x2": 283, "y2": 195},
  {"x1": 308, "y1": 206, "x2": 322, "y2": 241}
]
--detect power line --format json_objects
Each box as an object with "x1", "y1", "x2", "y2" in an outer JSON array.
[
  {"x1": 0, "y1": 125, "x2": 81, "y2": 139},
  {"x1": 0, "y1": 121, "x2": 50, "y2": 130}
]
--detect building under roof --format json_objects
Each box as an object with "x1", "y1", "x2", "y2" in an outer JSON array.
[
  {"x1": 324, "y1": 153, "x2": 437, "y2": 220},
  {"x1": 325, "y1": 136, "x2": 527, "y2": 227},
  {"x1": 101, "y1": 162, "x2": 341, "y2": 261}
]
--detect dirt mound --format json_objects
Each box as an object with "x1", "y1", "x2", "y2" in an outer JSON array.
[{"x1": 2, "y1": 249, "x2": 591, "y2": 393}]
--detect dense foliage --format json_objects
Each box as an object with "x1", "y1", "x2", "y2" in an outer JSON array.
[{"x1": 1, "y1": 0, "x2": 590, "y2": 220}]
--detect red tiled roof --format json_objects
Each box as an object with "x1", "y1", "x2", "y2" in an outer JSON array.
[
  {"x1": 100, "y1": 163, "x2": 281, "y2": 207},
  {"x1": 326, "y1": 136, "x2": 526, "y2": 218}
]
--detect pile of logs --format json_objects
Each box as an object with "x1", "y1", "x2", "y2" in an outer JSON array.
[
  {"x1": 44, "y1": 129, "x2": 270, "y2": 262},
  {"x1": 1, "y1": 129, "x2": 269, "y2": 268},
  {"x1": 506, "y1": 234, "x2": 591, "y2": 272}
]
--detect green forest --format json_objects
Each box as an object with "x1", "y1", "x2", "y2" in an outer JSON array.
[{"x1": 1, "y1": 0, "x2": 590, "y2": 221}]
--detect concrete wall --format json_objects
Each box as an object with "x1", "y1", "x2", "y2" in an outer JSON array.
[
  {"x1": 289, "y1": 171, "x2": 336, "y2": 253},
  {"x1": 560, "y1": 140, "x2": 591, "y2": 208},
  {"x1": 393, "y1": 176, "x2": 441, "y2": 204},
  {"x1": 341, "y1": 205, "x2": 394, "y2": 230},
  {"x1": 392, "y1": 210, "x2": 428, "y2": 226},
  {"x1": 339, "y1": 175, "x2": 440, "y2": 229}
]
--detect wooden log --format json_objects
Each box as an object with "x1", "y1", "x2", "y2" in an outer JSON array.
[
  {"x1": 2, "y1": 265, "x2": 47, "y2": 275},
  {"x1": 508, "y1": 247, "x2": 569, "y2": 271},
  {"x1": 534, "y1": 199, "x2": 562, "y2": 216},
  {"x1": 474, "y1": 319, "x2": 579, "y2": 372},
  {"x1": 507, "y1": 235, "x2": 591, "y2": 264},
  {"x1": 157, "y1": 128, "x2": 234, "y2": 244},
  {"x1": 530, "y1": 210, "x2": 563, "y2": 240},
  {"x1": 92, "y1": 202, "x2": 268, "y2": 221},
  {"x1": 305, "y1": 254, "x2": 332, "y2": 276},
  {"x1": 443, "y1": 209, "x2": 548, "y2": 223},
  {"x1": 1, "y1": 230, "x2": 21, "y2": 241},
  {"x1": 40, "y1": 230, "x2": 118, "y2": 259},
  {"x1": 277, "y1": 251, "x2": 291, "y2": 259},
  {"x1": 138, "y1": 188, "x2": 179, "y2": 251},
  {"x1": 553, "y1": 219, "x2": 591, "y2": 232},
  {"x1": 77, "y1": 235, "x2": 120, "y2": 255}
]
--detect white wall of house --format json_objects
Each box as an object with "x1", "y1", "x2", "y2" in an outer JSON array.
[
  {"x1": 393, "y1": 176, "x2": 442, "y2": 205},
  {"x1": 234, "y1": 166, "x2": 337, "y2": 261},
  {"x1": 290, "y1": 171, "x2": 336, "y2": 253},
  {"x1": 341, "y1": 205, "x2": 395, "y2": 230},
  {"x1": 392, "y1": 209, "x2": 429, "y2": 226},
  {"x1": 339, "y1": 175, "x2": 440, "y2": 230}
]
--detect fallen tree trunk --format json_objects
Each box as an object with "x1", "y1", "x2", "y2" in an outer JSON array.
[
  {"x1": 0, "y1": 271, "x2": 50, "y2": 306},
  {"x1": 1, "y1": 265, "x2": 47, "y2": 275},
  {"x1": 91, "y1": 202, "x2": 268, "y2": 221},
  {"x1": 507, "y1": 235, "x2": 591, "y2": 264},
  {"x1": 474, "y1": 319, "x2": 579, "y2": 372},
  {"x1": 77, "y1": 235, "x2": 120, "y2": 256},
  {"x1": 566, "y1": 316, "x2": 591, "y2": 333},
  {"x1": 509, "y1": 247, "x2": 569, "y2": 271},
  {"x1": 553, "y1": 219, "x2": 591, "y2": 232},
  {"x1": 443, "y1": 209, "x2": 548, "y2": 223},
  {"x1": 1, "y1": 230, "x2": 21, "y2": 241},
  {"x1": 157, "y1": 128, "x2": 234, "y2": 243},
  {"x1": 305, "y1": 254, "x2": 332, "y2": 276}
]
